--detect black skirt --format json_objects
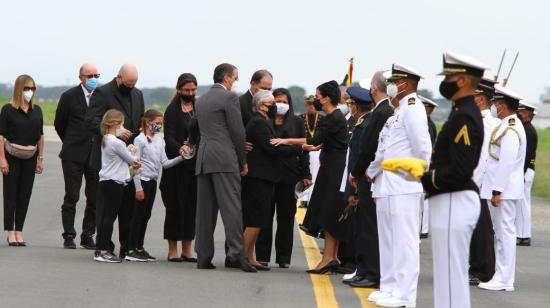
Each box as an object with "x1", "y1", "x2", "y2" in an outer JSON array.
[
  {"x1": 159, "y1": 163, "x2": 197, "y2": 241},
  {"x1": 242, "y1": 177, "x2": 275, "y2": 228},
  {"x1": 302, "y1": 151, "x2": 350, "y2": 241}
]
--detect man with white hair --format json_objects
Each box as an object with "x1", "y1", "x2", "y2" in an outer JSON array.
[{"x1": 86, "y1": 64, "x2": 145, "y2": 259}]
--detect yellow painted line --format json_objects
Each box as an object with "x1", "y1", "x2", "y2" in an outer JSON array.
[
  {"x1": 296, "y1": 206, "x2": 339, "y2": 308},
  {"x1": 352, "y1": 287, "x2": 377, "y2": 308}
]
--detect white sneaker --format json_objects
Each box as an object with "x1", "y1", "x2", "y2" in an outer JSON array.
[
  {"x1": 478, "y1": 280, "x2": 514, "y2": 291},
  {"x1": 342, "y1": 270, "x2": 357, "y2": 281},
  {"x1": 376, "y1": 296, "x2": 416, "y2": 308},
  {"x1": 368, "y1": 290, "x2": 390, "y2": 302}
]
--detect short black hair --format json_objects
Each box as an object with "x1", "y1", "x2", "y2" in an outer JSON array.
[
  {"x1": 213, "y1": 63, "x2": 237, "y2": 84},
  {"x1": 502, "y1": 99, "x2": 519, "y2": 112},
  {"x1": 176, "y1": 73, "x2": 197, "y2": 89},
  {"x1": 317, "y1": 80, "x2": 340, "y2": 106},
  {"x1": 250, "y1": 70, "x2": 273, "y2": 84}
]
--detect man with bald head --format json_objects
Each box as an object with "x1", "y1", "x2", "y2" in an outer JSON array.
[
  {"x1": 55, "y1": 64, "x2": 101, "y2": 250},
  {"x1": 86, "y1": 64, "x2": 145, "y2": 258}
]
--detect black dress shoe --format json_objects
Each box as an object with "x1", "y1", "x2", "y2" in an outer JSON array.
[
  {"x1": 7, "y1": 237, "x2": 18, "y2": 247},
  {"x1": 225, "y1": 258, "x2": 257, "y2": 273},
  {"x1": 518, "y1": 238, "x2": 531, "y2": 246},
  {"x1": 181, "y1": 255, "x2": 198, "y2": 263},
  {"x1": 253, "y1": 264, "x2": 271, "y2": 271},
  {"x1": 17, "y1": 241, "x2": 26, "y2": 247},
  {"x1": 278, "y1": 263, "x2": 290, "y2": 269},
  {"x1": 197, "y1": 261, "x2": 216, "y2": 269},
  {"x1": 349, "y1": 278, "x2": 379, "y2": 288},
  {"x1": 167, "y1": 256, "x2": 183, "y2": 262},
  {"x1": 343, "y1": 275, "x2": 364, "y2": 285},
  {"x1": 420, "y1": 233, "x2": 429, "y2": 239},
  {"x1": 80, "y1": 237, "x2": 96, "y2": 250},
  {"x1": 306, "y1": 260, "x2": 340, "y2": 274},
  {"x1": 64, "y1": 238, "x2": 77, "y2": 249}
]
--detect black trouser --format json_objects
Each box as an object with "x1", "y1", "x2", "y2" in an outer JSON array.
[
  {"x1": 469, "y1": 198, "x2": 496, "y2": 282},
  {"x1": 117, "y1": 184, "x2": 136, "y2": 252},
  {"x1": 128, "y1": 180, "x2": 156, "y2": 250},
  {"x1": 354, "y1": 177, "x2": 380, "y2": 281},
  {"x1": 61, "y1": 159, "x2": 97, "y2": 240},
  {"x1": 3, "y1": 153, "x2": 37, "y2": 231},
  {"x1": 96, "y1": 180, "x2": 125, "y2": 251},
  {"x1": 256, "y1": 183, "x2": 297, "y2": 264}
]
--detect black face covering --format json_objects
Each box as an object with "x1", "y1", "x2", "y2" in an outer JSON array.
[
  {"x1": 119, "y1": 83, "x2": 133, "y2": 95},
  {"x1": 439, "y1": 80, "x2": 460, "y2": 100},
  {"x1": 313, "y1": 99, "x2": 323, "y2": 111},
  {"x1": 267, "y1": 104, "x2": 277, "y2": 119},
  {"x1": 181, "y1": 94, "x2": 195, "y2": 103}
]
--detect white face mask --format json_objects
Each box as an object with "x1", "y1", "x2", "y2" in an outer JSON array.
[
  {"x1": 23, "y1": 90, "x2": 34, "y2": 103},
  {"x1": 490, "y1": 104, "x2": 498, "y2": 118},
  {"x1": 386, "y1": 82, "x2": 405, "y2": 98},
  {"x1": 337, "y1": 103, "x2": 350, "y2": 116},
  {"x1": 231, "y1": 80, "x2": 240, "y2": 93},
  {"x1": 115, "y1": 125, "x2": 125, "y2": 137},
  {"x1": 275, "y1": 102, "x2": 290, "y2": 115}
]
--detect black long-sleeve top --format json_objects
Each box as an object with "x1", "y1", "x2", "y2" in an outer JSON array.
[{"x1": 522, "y1": 120, "x2": 538, "y2": 171}]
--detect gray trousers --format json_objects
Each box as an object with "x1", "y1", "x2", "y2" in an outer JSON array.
[{"x1": 195, "y1": 172, "x2": 244, "y2": 262}]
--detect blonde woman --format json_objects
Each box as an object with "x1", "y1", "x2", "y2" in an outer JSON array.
[{"x1": 0, "y1": 75, "x2": 44, "y2": 247}]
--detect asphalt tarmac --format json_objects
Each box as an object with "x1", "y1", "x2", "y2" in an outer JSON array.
[{"x1": 0, "y1": 134, "x2": 548, "y2": 308}]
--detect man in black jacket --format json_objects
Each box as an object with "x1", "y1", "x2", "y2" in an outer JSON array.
[
  {"x1": 54, "y1": 63, "x2": 100, "y2": 250},
  {"x1": 346, "y1": 71, "x2": 393, "y2": 288},
  {"x1": 516, "y1": 102, "x2": 538, "y2": 246},
  {"x1": 239, "y1": 70, "x2": 272, "y2": 125},
  {"x1": 85, "y1": 64, "x2": 145, "y2": 258}
]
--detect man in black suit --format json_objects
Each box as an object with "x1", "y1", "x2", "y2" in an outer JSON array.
[
  {"x1": 239, "y1": 70, "x2": 273, "y2": 125},
  {"x1": 54, "y1": 63, "x2": 100, "y2": 250},
  {"x1": 85, "y1": 64, "x2": 145, "y2": 258},
  {"x1": 347, "y1": 71, "x2": 394, "y2": 287}
]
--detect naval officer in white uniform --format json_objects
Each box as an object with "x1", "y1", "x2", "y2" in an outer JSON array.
[
  {"x1": 479, "y1": 85, "x2": 526, "y2": 292},
  {"x1": 366, "y1": 64, "x2": 432, "y2": 308}
]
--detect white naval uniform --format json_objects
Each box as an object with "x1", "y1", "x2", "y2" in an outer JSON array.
[
  {"x1": 473, "y1": 109, "x2": 501, "y2": 187},
  {"x1": 480, "y1": 114, "x2": 526, "y2": 286},
  {"x1": 367, "y1": 93, "x2": 432, "y2": 303},
  {"x1": 516, "y1": 168, "x2": 535, "y2": 238}
]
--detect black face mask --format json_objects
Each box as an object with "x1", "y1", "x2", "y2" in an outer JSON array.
[
  {"x1": 267, "y1": 104, "x2": 277, "y2": 119},
  {"x1": 181, "y1": 94, "x2": 195, "y2": 103},
  {"x1": 313, "y1": 99, "x2": 323, "y2": 111},
  {"x1": 439, "y1": 80, "x2": 460, "y2": 100},
  {"x1": 119, "y1": 83, "x2": 133, "y2": 95}
]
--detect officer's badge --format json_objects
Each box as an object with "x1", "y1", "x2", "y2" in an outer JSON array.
[
  {"x1": 509, "y1": 118, "x2": 515, "y2": 126},
  {"x1": 355, "y1": 117, "x2": 364, "y2": 127},
  {"x1": 454, "y1": 124, "x2": 471, "y2": 146},
  {"x1": 408, "y1": 97, "x2": 416, "y2": 105}
]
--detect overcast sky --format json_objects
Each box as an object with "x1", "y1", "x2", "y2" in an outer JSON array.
[{"x1": 1, "y1": 0, "x2": 548, "y2": 102}]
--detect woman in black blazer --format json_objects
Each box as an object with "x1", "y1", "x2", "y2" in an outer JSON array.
[
  {"x1": 255, "y1": 88, "x2": 311, "y2": 268},
  {"x1": 271, "y1": 81, "x2": 349, "y2": 274},
  {"x1": 159, "y1": 73, "x2": 199, "y2": 262},
  {"x1": 242, "y1": 89, "x2": 307, "y2": 270}
]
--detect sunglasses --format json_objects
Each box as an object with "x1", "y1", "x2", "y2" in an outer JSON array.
[
  {"x1": 82, "y1": 74, "x2": 101, "y2": 79},
  {"x1": 23, "y1": 87, "x2": 37, "y2": 91}
]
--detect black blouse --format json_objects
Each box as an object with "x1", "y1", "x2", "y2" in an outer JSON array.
[
  {"x1": 163, "y1": 100, "x2": 195, "y2": 171},
  {"x1": 0, "y1": 104, "x2": 44, "y2": 146},
  {"x1": 306, "y1": 109, "x2": 348, "y2": 154}
]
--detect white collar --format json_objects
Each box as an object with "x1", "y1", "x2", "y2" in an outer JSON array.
[
  {"x1": 480, "y1": 109, "x2": 491, "y2": 118},
  {"x1": 81, "y1": 84, "x2": 93, "y2": 96}
]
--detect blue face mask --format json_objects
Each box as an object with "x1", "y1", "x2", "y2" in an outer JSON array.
[
  {"x1": 149, "y1": 124, "x2": 162, "y2": 134},
  {"x1": 85, "y1": 78, "x2": 99, "y2": 90}
]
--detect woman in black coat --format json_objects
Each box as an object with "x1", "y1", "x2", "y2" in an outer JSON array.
[
  {"x1": 159, "y1": 73, "x2": 198, "y2": 262},
  {"x1": 242, "y1": 89, "x2": 306, "y2": 270},
  {"x1": 255, "y1": 88, "x2": 311, "y2": 268},
  {"x1": 271, "y1": 81, "x2": 349, "y2": 274}
]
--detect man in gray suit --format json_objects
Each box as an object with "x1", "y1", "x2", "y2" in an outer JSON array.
[{"x1": 194, "y1": 63, "x2": 256, "y2": 272}]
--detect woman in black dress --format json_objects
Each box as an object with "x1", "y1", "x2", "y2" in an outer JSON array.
[
  {"x1": 255, "y1": 88, "x2": 311, "y2": 268},
  {"x1": 242, "y1": 89, "x2": 306, "y2": 270},
  {"x1": 271, "y1": 80, "x2": 349, "y2": 273},
  {"x1": 159, "y1": 73, "x2": 198, "y2": 262}
]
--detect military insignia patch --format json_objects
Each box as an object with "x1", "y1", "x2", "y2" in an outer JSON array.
[
  {"x1": 454, "y1": 124, "x2": 471, "y2": 146},
  {"x1": 408, "y1": 97, "x2": 416, "y2": 105},
  {"x1": 509, "y1": 118, "x2": 515, "y2": 126}
]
